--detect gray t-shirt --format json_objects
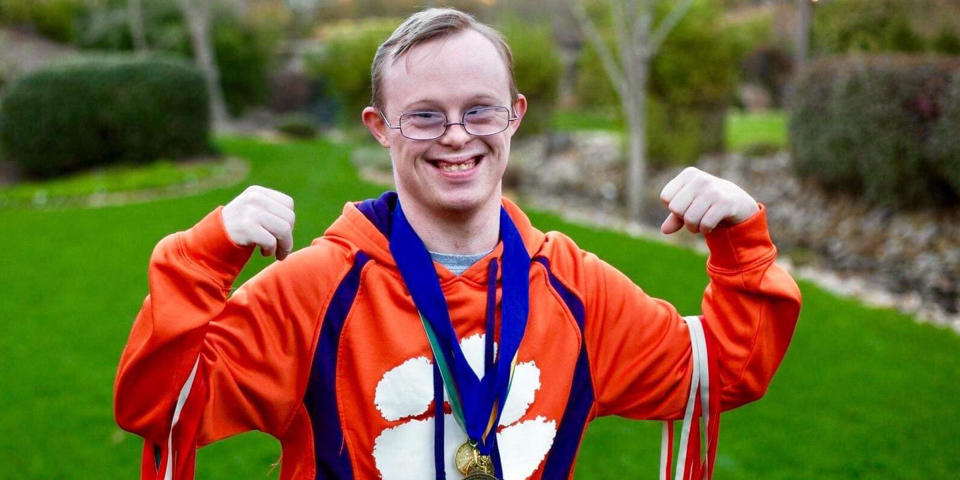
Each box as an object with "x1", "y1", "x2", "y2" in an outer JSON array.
[{"x1": 429, "y1": 250, "x2": 493, "y2": 275}]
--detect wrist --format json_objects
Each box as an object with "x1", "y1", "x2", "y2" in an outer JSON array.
[{"x1": 180, "y1": 206, "x2": 254, "y2": 281}]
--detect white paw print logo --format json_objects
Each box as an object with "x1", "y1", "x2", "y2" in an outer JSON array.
[{"x1": 372, "y1": 333, "x2": 557, "y2": 480}]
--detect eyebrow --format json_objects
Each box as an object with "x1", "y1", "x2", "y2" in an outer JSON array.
[{"x1": 401, "y1": 94, "x2": 507, "y2": 112}]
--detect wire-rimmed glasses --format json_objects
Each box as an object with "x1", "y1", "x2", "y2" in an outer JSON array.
[{"x1": 380, "y1": 106, "x2": 518, "y2": 140}]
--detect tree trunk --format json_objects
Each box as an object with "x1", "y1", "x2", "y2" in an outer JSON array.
[
  {"x1": 177, "y1": 0, "x2": 229, "y2": 127},
  {"x1": 566, "y1": 0, "x2": 691, "y2": 222},
  {"x1": 623, "y1": 58, "x2": 648, "y2": 222},
  {"x1": 795, "y1": 0, "x2": 812, "y2": 68},
  {"x1": 127, "y1": 0, "x2": 149, "y2": 53}
]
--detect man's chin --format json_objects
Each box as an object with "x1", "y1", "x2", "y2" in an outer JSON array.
[{"x1": 430, "y1": 191, "x2": 497, "y2": 217}]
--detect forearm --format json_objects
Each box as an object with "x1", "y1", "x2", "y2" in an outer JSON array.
[
  {"x1": 114, "y1": 207, "x2": 252, "y2": 440},
  {"x1": 700, "y1": 205, "x2": 802, "y2": 409}
]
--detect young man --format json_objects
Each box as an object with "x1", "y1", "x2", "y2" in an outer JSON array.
[{"x1": 115, "y1": 8, "x2": 801, "y2": 480}]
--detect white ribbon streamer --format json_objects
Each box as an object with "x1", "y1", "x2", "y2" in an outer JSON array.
[{"x1": 659, "y1": 315, "x2": 710, "y2": 480}]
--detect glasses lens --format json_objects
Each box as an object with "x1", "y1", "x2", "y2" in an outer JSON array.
[
  {"x1": 400, "y1": 111, "x2": 446, "y2": 140},
  {"x1": 464, "y1": 107, "x2": 510, "y2": 136}
]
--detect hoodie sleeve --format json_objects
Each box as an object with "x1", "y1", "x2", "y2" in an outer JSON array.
[
  {"x1": 113, "y1": 207, "x2": 353, "y2": 480},
  {"x1": 577, "y1": 204, "x2": 802, "y2": 419}
]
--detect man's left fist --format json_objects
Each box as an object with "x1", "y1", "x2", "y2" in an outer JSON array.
[{"x1": 658, "y1": 167, "x2": 759, "y2": 235}]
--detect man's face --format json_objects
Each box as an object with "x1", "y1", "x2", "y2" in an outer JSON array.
[{"x1": 363, "y1": 29, "x2": 526, "y2": 218}]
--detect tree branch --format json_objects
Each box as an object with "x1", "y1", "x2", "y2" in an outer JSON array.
[
  {"x1": 646, "y1": 0, "x2": 695, "y2": 58},
  {"x1": 566, "y1": 0, "x2": 628, "y2": 100},
  {"x1": 610, "y1": 0, "x2": 632, "y2": 73}
]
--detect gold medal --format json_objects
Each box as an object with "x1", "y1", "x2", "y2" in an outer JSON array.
[
  {"x1": 455, "y1": 441, "x2": 479, "y2": 475},
  {"x1": 455, "y1": 441, "x2": 497, "y2": 479}
]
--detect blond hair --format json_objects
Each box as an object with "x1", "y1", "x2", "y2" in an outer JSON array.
[{"x1": 370, "y1": 8, "x2": 517, "y2": 110}]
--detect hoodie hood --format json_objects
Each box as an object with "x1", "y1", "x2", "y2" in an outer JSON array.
[{"x1": 320, "y1": 191, "x2": 547, "y2": 272}]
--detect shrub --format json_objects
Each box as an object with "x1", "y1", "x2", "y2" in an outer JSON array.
[
  {"x1": 0, "y1": 55, "x2": 210, "y2": 178},
  {"x1": 212, "y1": 15, "x2": 275, "y2": 115},
  {"x1": 811, "y1": 0, "x2": 952, "y2": 55},
  {"x1": 501, "y1": 19, "x2": 562, "y2": 137},
  {"x1": 0, "y1": 0, "x2": 83, "y2": 43},
  {"x1": 789, "y1": 55, "x2": 960, "y2": 208},
  {"x1": 932, "y1": 28, "x2": 960, "y2": 55},
  {"x1": 305, "y1": 18, "x2": 398, "y2": 125},
  {"x1": 71, "y1": 1, "x2": 283, "y2": 116}
]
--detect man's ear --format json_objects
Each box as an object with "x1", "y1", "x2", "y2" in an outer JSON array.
[
  {"x1": 507, "y1": 94, "x2": 528, "y2": 137},
  {"x1": 362, "y1": 106, "x2": 391, "y2": 148}
]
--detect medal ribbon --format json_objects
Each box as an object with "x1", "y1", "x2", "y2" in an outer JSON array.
[{"x1": 390, "y1": 201, "x2": 530, "y2": 455}]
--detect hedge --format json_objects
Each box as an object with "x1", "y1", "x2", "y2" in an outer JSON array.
[
  {"x1": 0, "y1": 55, "x2": 210, "y2": 178},
  {"x1": 789, "y1": 55, "x2": 960, "y2": 208}
]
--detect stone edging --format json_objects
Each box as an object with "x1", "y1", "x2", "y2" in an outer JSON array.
[{"x1": 518, "y1": 193, "x2": 960, "y2": 336}]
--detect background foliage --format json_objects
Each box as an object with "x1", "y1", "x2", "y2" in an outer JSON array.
[
  {"x1": 304, "y1": 16, "x2": 561, "y2": 136},
  {"x1": 812, "y1": 0, "x2": 960, "y2": 55},
  {"x1": 502, "y1": 18, "x2": 562, "y2": 137},
  {"x1": 305, "y1": 17, "x2": 397, "y2": 125},
  {"x1": 789, "y1": 55, "x2": 960, "y2": 209},
  {"x1": 574, "y1": 0, "x2": 739, "y2": 166},
  {"x1": 0, "y1": 0, "x2": 283, "y2": 115},
  {"x1": 0, "y1": 55, "x2": 210, "y2": 178}
]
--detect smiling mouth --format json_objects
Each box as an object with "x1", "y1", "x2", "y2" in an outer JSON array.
[{"x1": 430, "y1": 155, "x2": 481, "y2": 173}]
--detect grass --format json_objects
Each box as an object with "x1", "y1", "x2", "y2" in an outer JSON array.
[
  {"x1": 725, "y1": 110, "x2": 788, "y2": 152},
  {"x1": 0, "y1": 156, "x2": 245, "y2": 209},
  {"x1": 550, "y1": 108, "x2": 789, "y2": 153},
  {"x1": 0, "y1": 137, "x2": 957, "y2": 479}
]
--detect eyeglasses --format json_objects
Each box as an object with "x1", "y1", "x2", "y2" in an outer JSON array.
[{"x1": 380, "y1": 106, "x2": 518, "y2": 141}]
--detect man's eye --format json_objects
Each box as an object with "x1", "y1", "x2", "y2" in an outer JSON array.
[
  {"x1": 409, "y1": 112, "x2": 443, "y2": 120},
  {"x1": 465, "y1": 106, "x2": 491, "y2": 116},
  {"x1": 465, "y1": 107, "x2": 499, "y2": 122}
]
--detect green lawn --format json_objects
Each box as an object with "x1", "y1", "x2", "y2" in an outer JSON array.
[
  {"x1": 725, "y1": 110, "x2": 788, "y2": 152},
  {"x1": 0, "y1": 156, "x2": 246, "y2": 210},
  {"x1": 0, "y1": 137, "x2": 956, "y2": 479},
  {"x1": 551, "y1": 108, "x2": 789, "y2": 153}
]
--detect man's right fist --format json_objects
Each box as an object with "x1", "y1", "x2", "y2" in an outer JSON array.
[{"x1": 222, "y1": 185, "x2": 296, "y2": 261}]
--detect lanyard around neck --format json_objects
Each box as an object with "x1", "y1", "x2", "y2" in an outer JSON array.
[{"x1": 389, "y1": 202, "x2": 530, "y2": 454}]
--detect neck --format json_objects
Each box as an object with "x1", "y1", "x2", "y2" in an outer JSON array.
[{"x1": 399, "y1": 196, "x2": 502, "y2": 255}]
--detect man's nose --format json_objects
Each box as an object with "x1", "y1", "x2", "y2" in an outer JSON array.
[{"x1": 437, "y1": 121, "x2": 472, "y2": 147}]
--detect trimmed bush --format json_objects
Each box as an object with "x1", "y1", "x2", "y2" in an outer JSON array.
[
  {"x1": 0, "y1": 55, "x2": 210, "y2": 178},
  {"x1": 789, "y1": 55, "x2": 960, "y2": 208}
]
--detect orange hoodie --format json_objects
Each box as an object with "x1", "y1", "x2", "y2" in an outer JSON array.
[{"x1": 114, "y1": 192, "x2": 801, "y2": 480}]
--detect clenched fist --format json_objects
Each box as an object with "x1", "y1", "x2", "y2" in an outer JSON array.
[
  {"x1": 659, "y1": 167, "x2": 758, "y2": 235},
  {"x1": 222, "y1": 185, "x2": 296, "y2": 260}
]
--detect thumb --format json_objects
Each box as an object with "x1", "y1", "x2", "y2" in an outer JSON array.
[{"x1": 661, "y1": 212, "x2": 684, "y2": 235}]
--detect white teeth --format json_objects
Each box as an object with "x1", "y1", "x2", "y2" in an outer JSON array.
[{"x1": 437, "y1": 159, "x2": 477, "y2": 172}]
